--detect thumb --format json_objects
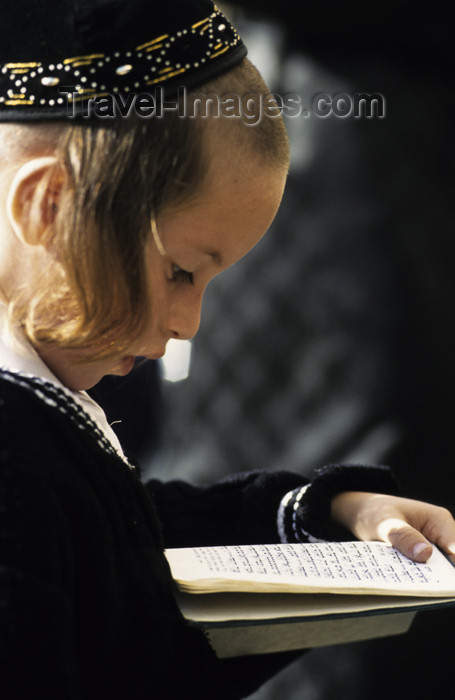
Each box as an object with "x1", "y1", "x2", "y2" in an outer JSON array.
[{"x1": 381, "y1": 520, "x2": 433, "y2": 562}]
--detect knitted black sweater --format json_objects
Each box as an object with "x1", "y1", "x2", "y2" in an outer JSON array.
[{"x1": 0, "y1": 370, "x2": 398, "y2": 699}]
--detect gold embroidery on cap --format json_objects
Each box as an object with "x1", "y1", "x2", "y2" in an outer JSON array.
[
  {"x1": 63, "y1": 54, "x2": 105, "y2": 65},
  {"x1": 0, "y1": 8, "x2": 242, "y2": 110},
  {"x1": 210, "y1": 45, "x2": 230, "y2": 59},
  {"x1": 136, "y1": 35, "x2": 169, "y2": 51}
]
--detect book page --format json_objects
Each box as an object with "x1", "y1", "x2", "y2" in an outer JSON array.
[
  {"x1": 165, "y1": 541, "x2": 455, "y2": 596},
  {"x1": 175, "y1": 589, "x2": 455, "y2": 623}
]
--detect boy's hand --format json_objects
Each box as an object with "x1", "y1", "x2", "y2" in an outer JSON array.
[{"x1": 331, "y1": 492, "x2": 455, "y2": 562}]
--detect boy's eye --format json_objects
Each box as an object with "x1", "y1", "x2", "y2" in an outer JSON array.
[{"x1": 172, "y1": 264, "x2": 194, "y2": 286}]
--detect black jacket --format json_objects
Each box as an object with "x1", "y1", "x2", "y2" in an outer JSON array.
[{"x1": 0, "y1": 369, "x2": 398, "y2": 699}]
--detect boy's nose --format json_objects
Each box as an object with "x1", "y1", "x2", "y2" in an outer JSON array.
[{"x1": 165, "y1": 296, "x2": 202, "y2": 341}]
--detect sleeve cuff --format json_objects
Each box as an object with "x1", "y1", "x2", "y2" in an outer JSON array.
[{"x1": 277, "y1": 463, "x2": 400, "y2": 543}]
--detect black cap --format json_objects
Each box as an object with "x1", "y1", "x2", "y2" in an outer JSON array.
[{"x1": 0, "y1": 0, "x2": 247, "y2": 121}]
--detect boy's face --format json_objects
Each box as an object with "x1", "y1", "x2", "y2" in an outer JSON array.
[{"x1": 39, "y1": 150, "x2": 287, "y2": 391}]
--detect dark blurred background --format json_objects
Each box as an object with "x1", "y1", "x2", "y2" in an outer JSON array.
[{"x1": 93, "y1": 2, "x2": 455, "y2": 697}]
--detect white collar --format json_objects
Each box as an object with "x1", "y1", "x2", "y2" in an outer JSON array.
[{"x1": 0, "y1": 302, "x2": 126, "y2": 458}]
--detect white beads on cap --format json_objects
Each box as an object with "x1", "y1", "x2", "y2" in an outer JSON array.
[
  {"x1": 41, "y1": 76, "x2": 60, "y2": 86},
  {"x1": 0, "y1": 8, "x2": 242, "y2": 111},
  {"x1": 115, "y1": 65, "x2": 133, "y2": 76}
]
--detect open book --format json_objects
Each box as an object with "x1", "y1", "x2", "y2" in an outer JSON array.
[{"x1": 165, "y1": 541, "x2": 455, "y2": 658}]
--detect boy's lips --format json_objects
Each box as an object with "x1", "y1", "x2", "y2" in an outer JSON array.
[{"x1": 118, "y1": 351, "x2": 165, "y2": 375}]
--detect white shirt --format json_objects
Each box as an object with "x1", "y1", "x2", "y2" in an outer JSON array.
[{"x1": 0, "y1": 302, "x2": 126, "y2": 458}]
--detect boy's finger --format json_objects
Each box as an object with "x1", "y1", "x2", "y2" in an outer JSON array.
[
  {"x1": 418, "y1": 506, "x2": 455, "y2": 558},
  {"x1": 383, "y1": 524, "x2": 433, "y2": 562}
]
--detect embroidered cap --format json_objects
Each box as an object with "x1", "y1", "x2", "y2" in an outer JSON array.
[{"x1": 0, "y1": 0, "x2": 247, "y2": 121}]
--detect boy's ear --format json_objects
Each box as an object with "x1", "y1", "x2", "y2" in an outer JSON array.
[{"x1": 6, "y1": 156, "x2": 64, "y2": 247}]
